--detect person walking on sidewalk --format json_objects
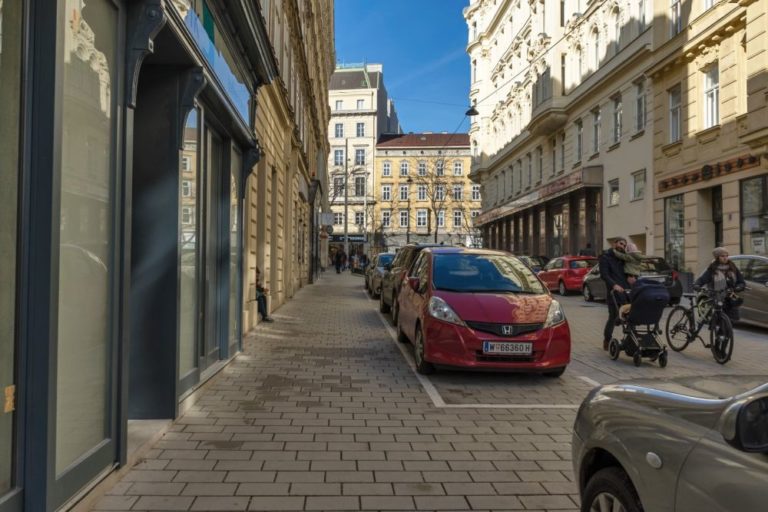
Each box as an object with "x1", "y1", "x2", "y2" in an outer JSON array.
[
  {"x1": 334, "y1": 249, "x2": 345, "y2": 274},
  {"x1": 599, "y1": 237, "x2": 633, "y2": 350},
  {"x1": 255, "y1": 267, "x2": 273, "y2": 322}
]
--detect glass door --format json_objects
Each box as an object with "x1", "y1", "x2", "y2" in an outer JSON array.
[
  {"x1": 202, "y1": 126, "x2": 224, "y2": 368},
  {"x1": 228, "y1": 149, "x2": 242, "y2": 355}
]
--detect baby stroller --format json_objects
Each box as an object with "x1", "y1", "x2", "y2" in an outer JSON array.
[{"x1": 608, "y1": 278, "x2": 670, "y2": 367}]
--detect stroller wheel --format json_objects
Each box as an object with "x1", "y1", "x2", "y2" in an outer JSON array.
[
  {"x1": 633, "y1": 352, "x2": 642, "y2": 367},
  {"x1": 658, "y1": 351, "x2": 668, "y2": 368},
  {"x1": 608, "y1": 339, "x2": 621, "y2": 361}
]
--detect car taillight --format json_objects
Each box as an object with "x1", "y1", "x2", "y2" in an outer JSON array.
[{"x1": 671, "y1": 270, "x2": 679, "y2": 281}]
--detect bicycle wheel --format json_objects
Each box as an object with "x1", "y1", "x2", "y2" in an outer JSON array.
[
  {"x1": 665, "y1": 306, "x2": 692, "y2": 352},
  {"x1": 710, "y1": 312, "x2": 734, "y2": 364}
]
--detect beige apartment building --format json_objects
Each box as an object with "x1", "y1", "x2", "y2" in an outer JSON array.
[
  {"x1": 246, "y1": 0, "x2": 335, "y2": 327},
  {"x1": 326, "y1": 63, "x2": 401, "y2": 260},
  {"x1": 373, "y1": 133, "x2": 481, "y2": 250},
  {"x1": 649, "y1": 0, "x2": 768, "y2": 273},
  {"x1": 465, "y1": 0, "x2": 656, "y2": 256}
]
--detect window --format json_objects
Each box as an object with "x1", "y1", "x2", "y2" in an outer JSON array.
[
  {"x1": 382, "y1": 210, "x2": 391, "y2": 227},
  {"x1": 182, "y1": 180, "x2": 192, "y2": 197},
  {"x1": 665, "y1": 194, "x2": 685, "y2": 270},
  {"x1": 704, "y1": 64, "x2": 720, "y2": 129},
  {"x1": 613, "y1": 11, "x2": 621, "y2": 53},
  {"x1": 418, "y1": 185, "x2": 427, "y2": 200},
  {"x1": 453, "y1": 210, "x2": 463, "y2": 228},
  {"x1": 334, "y1": 149, "x2": 344, "y2": 166},
  {"x1": 517, "y1": 159, "x2": 523, "y2": 191},
  {"x1": 559, "y1": 133, "x2": 566, "y2": 171},
  {"x1": 472, "y1": 184, "x2": 481, "y2": 200},
  {"x1": 612, "y1": 97, "x2": 622, "y2": 144},
  {"x1": 635, "y1": 82, "x2": 646, "y2": 132},
  {"x1": 453, "y1": 161, "x2": 463, "y2": 176},
  {"x1": 436, "y1": 161, "x2": 444, "y2": 176},
  {"x1": 704, "y1": 0, "x2": 714, "y2": 9},
  {"x1": 471, "y1": 210, "x2": 480, "y2": 218},
  {"x1": 437, "y1": 209, "x2": 446, "y2": 227},
  {"x1": 471, "y1": 59, "x2": 477, "y2": 82},
  {"x1": 416, "y1": 209, "x2": 428, "y2": 227},
  {"x1": 551, "y1": 137, "x2": 557, "y2": 176},
  {"x1": 436, "y1": 185, "x2": 446, "y2": 201},
  {"x1": 356, "y1": 122, "x2": 365, "y2": 137},
  {"x1": 334, "y1": 176, "x2": 344, "y2": 196},
  {"x1": 669, "y1": 85, "x2": 682, "y2": 142},
  {"x1": 357, "y1": 99, "x2": 364, "y2": 109},
  {"x1": 631, "y1": 170, "x2": 646, "y2": 200},
  {"x1": 638, "y1": 0, "x2": 647, "y2": 32},
  {"x1": 671, "y1": 0, "x2": 682, "y2": 35},
  {"x1": 400, "y1": 184, "x2": 409, "y2": 201},
  {"x1": 335, "y1": 100, "x2": 343, "y2": 110},
  {"x1": 354, "y1": 176, "x2": 366, "y2": 196},
  {"x1": 536, "y1": 146, "x2": 543, "y2": 183},
  {"x1": 418, "y1": 161, "x2": 427, "y2": 176},
  {"x1": 383, "y1": 161, "x2": 391, "y2": 176},
  {"x1": 182, "y1": 206, "x2": 193, "y2": 224},
  {"x1": 399, "y1": 210, "x2": 409, "y2": 227},
  {"x1": 334, "y1": 123, "x2": 343, "y2": 138},
  {"x1": 355, "y1": 212, "x2": 364, "y2": 225},
  {"x1": 592, "y1": 108, "x2": 601, "y2": 154},
  {"x1": 561, "y1": 54, "x2": 567, "y2": 95},
  {"x1": 526, "y1": 153, "x2": 532, "y2": 187},
  {"x1": 182, "y1": 156, "x2": 190, "y2": 171},
  {"x1": 608, "y1": 179, "x2": 620, "y2": 206},
  {"x1": 592, "y1": 30, "x2": 600, "y2": 69},
  {"x1": 382, "y1": 185, "x2": 391, "y2": 201},
  {"x1": 576, "y1": 120, "x2": 583, "y2": 161},
  {"x1": 741, "y1": 176, "x2": 768, "y2": 255},
  {"x1": 453, "y1": 185, "x2": 463, "y2": 200},
  {"x1": 560, "y1": 0, "x2": 566, "y2": 26},
  {"x1": 577, "y1": 47, "x2": 584, "y2": 79},
  {"x1": 333, "y1": 212, "x2": 344, "y2": 225},
  {"x1": 400, "y1": 161, "x2": 409, "y2": 176}
]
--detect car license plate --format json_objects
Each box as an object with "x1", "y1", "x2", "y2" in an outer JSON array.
[{"x1": 482, "y1": 341, "x2": 532, "y2": 355}]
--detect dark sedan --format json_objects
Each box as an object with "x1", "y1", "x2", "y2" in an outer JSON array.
[
  {"x1": 364, "y1": 252, "x2": 395, "y2": 299},
  {"x1": 582, "y1": 257, "x2": 682, "y2": 304}
]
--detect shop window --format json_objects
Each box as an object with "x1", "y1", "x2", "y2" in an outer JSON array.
[
  {"x1": 665, "y1": 194, "x2": 685, "y2": 270},
  {"x1": 741, "y1": 176, "x2": 767, "y2": 255}
]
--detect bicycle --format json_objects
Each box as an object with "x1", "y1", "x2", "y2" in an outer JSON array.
[{"x1": 665, "y1": 287, "x2": 736, "y2": 364}]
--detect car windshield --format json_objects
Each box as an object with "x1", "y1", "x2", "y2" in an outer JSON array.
[
  {"x1": 377, "y1": 254, "x2": 394, "y2": 267},
  {"x1": 639, "y1": 258, "x2": 671, "y2": 273},
  {"x1": 570, "y1": 259, "x2": 597, "y2": 269},
  {"x1": 433, "y1": 253, "x2": 547, "y2": 294}
]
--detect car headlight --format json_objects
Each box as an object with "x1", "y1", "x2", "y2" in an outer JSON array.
[
  {"x1": 544, "y1": 300, "x2": 566, "y2": 328},
  {"x1": 428, "y1": 296, "x2": 465, "y2": 326}
]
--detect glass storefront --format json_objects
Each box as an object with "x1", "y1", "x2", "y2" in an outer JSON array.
[
  {"x1": 55, "y1": 0, "x2": 118, "y2": 475},
  {"x1": 0, "y1": 0, "x2": 23, "y2": 496},
  {"x1": 741, "y1": 175, "x2": 768, "y2": 255},
  {"x1": 665, "y1": 194, "x2": 685, "y2": 270},
  {"x1": 229, "y1": 151, "x2": 241, "y2": 349},
  {"x1": 179, "y1": 110, "x2": 201, "y2": 380}
]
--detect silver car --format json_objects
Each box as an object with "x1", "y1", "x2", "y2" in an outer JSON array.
[
  {"x1": 729, "y1": 255, "x2": 768, "y2": 328},
  {"x1": 573, "y1": 375, "x2": 768, "y2": 512},
  {"x1": 364, "y1": 252, "x2": 395, "y2": 299}
]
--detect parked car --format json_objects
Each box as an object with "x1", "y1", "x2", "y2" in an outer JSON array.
[
  {"x1": 582, "y1": 256, "x2": 683, "y2": 304},
  {"x1": 729, "y1": 254, "x2": 768, "y2": 328},
  {"x1": 537, "y1": 256, "x2": 597, "y2": 295},
  {"x1": 573, "y1": 375, "x2": 768, "y2": 512},
  {"x1": 395, "y1": 247, "x2": 570, "y2": 376},
  {"x1": 516, "y1": 255, "x2": 549, "y2": 273},
  {"x1": 364, "y1": 252, "x2": 395, "y2": 298},
  {"x1": 379, "y1": 243, "x2": 445, "y2": 322}
]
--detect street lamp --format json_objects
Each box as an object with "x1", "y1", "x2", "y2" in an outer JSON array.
[{"x1": 406, "y1": 176, "x2": 413, "y2": 244}]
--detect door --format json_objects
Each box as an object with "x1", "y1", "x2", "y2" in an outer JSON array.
[{"x1": 399, "y1": 253, "x2": 427, "y2": 340}]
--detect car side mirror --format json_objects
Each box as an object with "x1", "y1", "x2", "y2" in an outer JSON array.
[
  {"x1": 408, "y1": 277, "x2": 421, "y2": 292},
  {"x1": 720, "y1": 395, "x2": 768, "y2": 453}
]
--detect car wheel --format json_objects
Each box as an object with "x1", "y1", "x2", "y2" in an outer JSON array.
[
  {"x1": 396, "y1": 318, "x2": 409, "y2": 344},
  {"x1": 543, "y1": 367, "x2": 565, "y2": 378},
  {"x1": 583, "y1": 285, "x2": 594, "y2": 302},
  {"x1": 582, "y1": 467, "x2": 643, "y2": 512},
  {"x1": 379, "y1": 290, "x2": 390, "y2": 314},
  {"x1": 413, "y1": 328, "x2": 435, "y2": 375},
  {"x1": 559, "y1": 281, "x2": 568, "y2": 296}
]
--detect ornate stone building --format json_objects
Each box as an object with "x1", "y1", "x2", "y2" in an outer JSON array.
[
  {"x1": 373, "y1": 133, "x2": 481, "y2": 250},
  {"x1": 465, "y1": 0, "x2": 655, "y2": 256},
  {"x1": 648, "y1": 0, "x2": 768, "y2": 273}
]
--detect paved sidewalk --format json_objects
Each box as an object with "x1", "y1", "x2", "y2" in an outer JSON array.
[{"x1": 91, "y1": 272, "x2": 578, "y2": 512}]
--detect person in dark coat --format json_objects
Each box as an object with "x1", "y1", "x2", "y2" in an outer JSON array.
[
  {"x1": 599, "y1": 237, "x2": 634, "y2": 350},
  {"x1": 334, "y1": 250, "x2": 345, "y2": 274},
  {"x1": 255, "y1": 267, "x2": 273, "y2": 322},
  {"x1": 694, "y1": 247, "x2": 746, "y2": 320},
  {"x1": 578, "y1": 242, "x2": 596, "y2": 257}
]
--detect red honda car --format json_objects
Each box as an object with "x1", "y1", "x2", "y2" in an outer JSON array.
[
  {"x1": 537, "y1": 255, "x2": 597, "y2": 295},
  {"x1": 395, "y1": 247, "x2": 571, "y2": 376}
]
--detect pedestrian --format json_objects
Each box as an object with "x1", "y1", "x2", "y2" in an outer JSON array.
[
  {"x1": 578, "y1": 242, "x2": 596, "y2": 257},
  {"x1": 612, "y1": 241, "x2": 644, "y2": 280},
  {"x1": 334, "y1": 250, "x2": 344, "y2": 273},
  {"x1": 255, "y1": 267, "x2": 273, "y2": 322},
  {"x1": 598, "y1": 237, "x2": 632, "y2": 350},
  {"x1": 694, "y1": 247, "x2": 746, "y2": 321}
]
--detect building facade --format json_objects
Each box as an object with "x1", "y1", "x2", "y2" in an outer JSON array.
[
  {"x1": 0, "y1": 0, "x2": 332, "y2": 510},
  {"x1": 374, "y1": 133, "x2": 481, "y2": 250},
  {"x1": 326, "y1": 63, "x2": 401, "y2": 260},
  {"x1": 649, "y1": 0, "x2": 768, "y2": 273},
  {"x1": 465, "y1": 0, "x2": 655, "y2": 256}
]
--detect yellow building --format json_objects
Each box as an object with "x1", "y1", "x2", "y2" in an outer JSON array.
[
  {"x1": 649, "y1": 0, "x2": 768, "y2": 273},
  {"x1": 373, "y1": 133, "x2": 481, "y2": 251}
]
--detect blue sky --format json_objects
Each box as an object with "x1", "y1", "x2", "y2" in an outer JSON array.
[{"x1": 334, "y1": 0, "x2": 471, "y2": 134}]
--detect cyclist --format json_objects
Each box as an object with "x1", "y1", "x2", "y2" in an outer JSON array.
[{"x1": 693, "y1": 247, "x2": 746, "y2": 321}]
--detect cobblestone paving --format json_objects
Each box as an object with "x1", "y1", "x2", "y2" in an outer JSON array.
[{"x1": 91, "y1": 272, "x2": 767, "y2": 512}]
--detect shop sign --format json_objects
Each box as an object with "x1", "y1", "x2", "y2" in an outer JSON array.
[
  {"x1": 331, "y1": 234, "x2": 367, "y2": 242},
  {"x1": 658, "y1": 154, "x2": 760, "y2": 193}
]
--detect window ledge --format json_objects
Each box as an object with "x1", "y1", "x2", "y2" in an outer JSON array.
[
  {"x1": 630, "y1": 196, "x2": 645, "y2": 203},
  {"x1": 573, "y1": 160, "x2": 582, "y2": 169},
  {"x1": 607, "y1": 142, "x2": 620, "y2": 152},
  {"x1": 662, "y1": 140, "x2": 683, "y2": 157},
  {"x1": 696, "y1": 124, "x2": 721, "y2": 144},
  {"x1": 588, "y1": 152, "x2": 600, "y2": 161},
  {"x1": 630, "y1": 129, "x2": 645, "y2": 141},
  {"x1": 607, "y1": 202, "x2": 619, "y2": 208}
]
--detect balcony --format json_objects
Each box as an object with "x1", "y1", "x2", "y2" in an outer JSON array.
[{"x1": 528, "y1": 95, "x2": 568, "y2": 137}]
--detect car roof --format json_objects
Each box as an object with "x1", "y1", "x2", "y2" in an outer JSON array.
[{"x1": 424, "y1": 247, "x2": 510, "y2": 257}]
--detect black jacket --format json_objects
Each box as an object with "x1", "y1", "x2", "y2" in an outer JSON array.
[
  {"x1": 694, "y1": 261, "x2": 746, "y2": 290},
  {"x1": 599, "y1": 249, "x2": 630, "y2": 290}
]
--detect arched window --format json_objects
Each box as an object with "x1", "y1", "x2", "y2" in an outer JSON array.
[{"x1": 592, "y1": 29, "x2": 600, "y2": 70}]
